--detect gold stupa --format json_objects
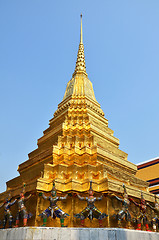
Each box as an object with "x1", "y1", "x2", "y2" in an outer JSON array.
[{"x1": 0, "y1": 15, "x2": 156, "y2": 228}]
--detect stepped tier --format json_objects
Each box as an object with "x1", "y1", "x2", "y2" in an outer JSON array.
[{"x1": 0, "y1": 15, "x2": 157, "y2": 229}]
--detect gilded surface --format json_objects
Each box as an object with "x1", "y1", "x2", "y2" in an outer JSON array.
[{"x1": 0, "y1": 15, "x2": 158, "y2": 229}]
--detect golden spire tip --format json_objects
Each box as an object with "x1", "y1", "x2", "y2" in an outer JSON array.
[
  {"x1": 80, "y1": 13, "x2": 83, "y2": 44},
  {"x1": 72, "y1": 13, "x2": 87, "y2": 77}
]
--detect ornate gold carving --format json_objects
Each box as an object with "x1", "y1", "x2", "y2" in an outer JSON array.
[{"x1": 0, "y1": 15, "x2": 157, "y2": 230}]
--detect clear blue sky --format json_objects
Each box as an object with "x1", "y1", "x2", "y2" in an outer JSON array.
[{"x1": 0, "y1": 1, "x2": 159, "y2": 193}]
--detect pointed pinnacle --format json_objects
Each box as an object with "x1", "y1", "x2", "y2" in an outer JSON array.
[
  {"x1": 73, "y1": 14, "x2": 87, "y2": 77},
  {"x1": 80, "y1": 13, "x2": 83, "y2": 44}
]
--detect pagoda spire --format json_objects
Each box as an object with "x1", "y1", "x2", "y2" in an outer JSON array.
[
  {"x1": 73, "y1": 14, "x2": 87, "y2": 77},
  {"x1": 80, "y1": 13, "x2": 83, "y2": 44},
  {"x1": 63, "y1": 14, "x2": 97, "y2": 102}
]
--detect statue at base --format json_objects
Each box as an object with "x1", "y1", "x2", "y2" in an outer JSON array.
[
  {"x1": 147, "y1": 195, "x2": 159, "y2": 232},
  {"x1": 130, "y1": 191, "x2": 150, "y2": 231},
  {"x1": 14, "y1": 184, "x2": 32, "y2": 227},
  {"x1": 0, "y1": 194, "x2": 17, "y2": 228},
  {"x1": 111, "y1": 184, "x2": 131, "y2": 227},
  {"x1": 74, "y1": 181, "x2": 107, "y2": 227},
  {"x1": 39, "y1": 182, "x2": 69, "y2": 227}
]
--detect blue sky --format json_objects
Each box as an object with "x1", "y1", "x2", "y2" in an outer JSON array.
[{"x1": 0, "y1": 1, "x2": 159, "y2": 193}]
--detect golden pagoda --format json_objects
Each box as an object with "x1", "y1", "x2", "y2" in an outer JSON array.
[{"x1": 0, "y1": 15, "x2": 156, "y2": 229}]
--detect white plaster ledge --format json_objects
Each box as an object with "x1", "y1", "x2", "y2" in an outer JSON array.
[{"x1": 0, "y1": 227, "x2": 158, "y2": 240}]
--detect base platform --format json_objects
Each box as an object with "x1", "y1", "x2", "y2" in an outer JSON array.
[{"x1": 0, "y1": 227, "x2": 158, "y2": 240}]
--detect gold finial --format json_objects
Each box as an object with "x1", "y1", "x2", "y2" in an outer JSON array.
[
  {"x1": 72, "y1": 14, "x2": 87, "y2": 77},
  {"x1": 80, "y1": 13, "x2": 83, "y2": 44}
]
